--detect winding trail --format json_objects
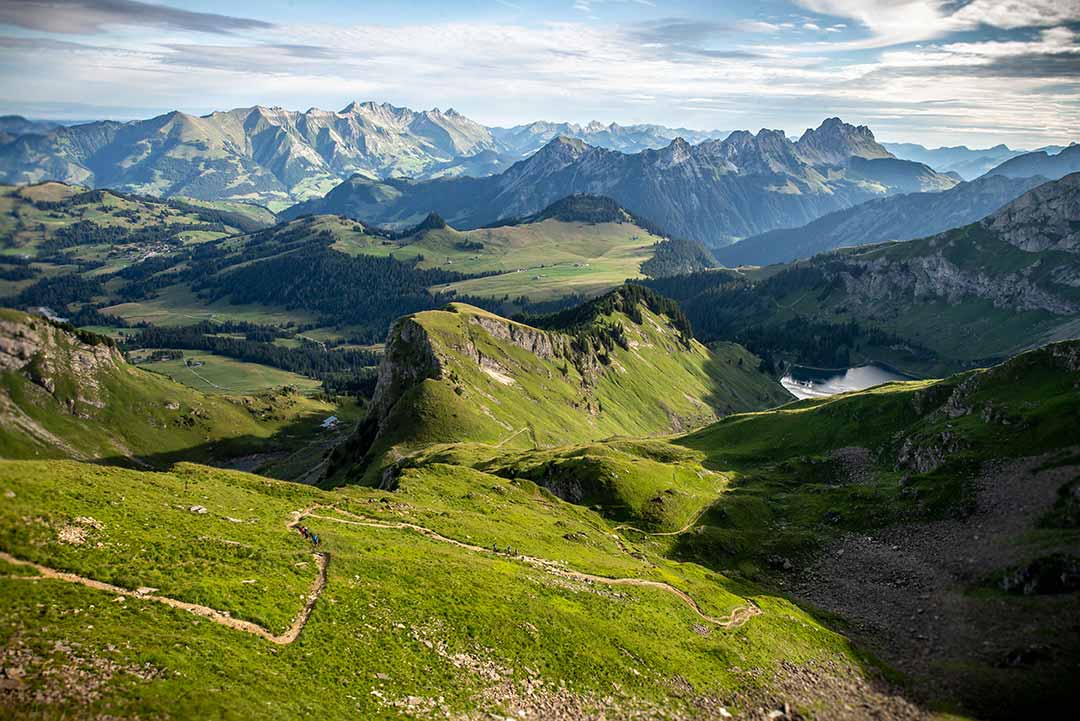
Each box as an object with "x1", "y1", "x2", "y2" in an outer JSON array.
[
  {"x1": 613, "y1": 507, "x2": 709, "y2": 538},
  {"x1": 301, "y1": 505, "x2": 759, "y2": 629},
  {"x1": 0, "y1": 550, "x2": 328, "y2": 645},
  {"x1": 1, "y1": 502, "x2": 759, "y2": 644}
]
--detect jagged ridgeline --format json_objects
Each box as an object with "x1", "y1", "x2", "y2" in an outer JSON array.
[
  {"x1": 0, "y1": 309, "x2": 332, "y2": 465},
  {"x1": 330, "y1": 286, "x2": 790, "y2": 483}
]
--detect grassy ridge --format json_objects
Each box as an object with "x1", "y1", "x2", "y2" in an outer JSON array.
[{"x1": 335, "y1": 295, "x2": 791, "y2": 483}]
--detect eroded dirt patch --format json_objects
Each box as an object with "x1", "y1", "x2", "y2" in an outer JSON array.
[{"x1": 787, "y1": 456, "x2": 1080, "y2": 717}]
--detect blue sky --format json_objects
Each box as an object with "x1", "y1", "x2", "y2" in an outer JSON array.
[{"x1": 0, "y1": 0, "x2": 1077, "y2": 148}]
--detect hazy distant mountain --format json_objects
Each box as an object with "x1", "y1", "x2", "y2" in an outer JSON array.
[
  {"x1": 982, "y1": 144, "x2": 1080, "y2": 181},
  {"x1": 883, "y1": 142, "x2": 1028, "y2": 180},
  {"x1": 0, "y1": 115, "x2": 60, "y2": 137},
  {"x1": 645, "y1": 172, "x2": 1080, "y2": 374},
  {"x1": 284, "y1": 119, "x2": 959, "y2": 246},
  {"x1": 715, "y1": 174, "x2": 1047, "y2": 266},
  {"x1": 491, "y1": 120, "x2": 727, "y2": 156},
  {"x1": 0, "y1": 102, "x2": 504, "y2": 209}
]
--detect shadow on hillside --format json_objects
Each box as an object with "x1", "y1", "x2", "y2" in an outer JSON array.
[
  {"x1": 699, "y1": 348, "x2": 792, "y2": 418},
  {"x1": 88, "y1": 412, "x2": 358, "y2": 485}
]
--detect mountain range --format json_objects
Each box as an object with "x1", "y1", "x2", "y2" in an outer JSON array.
[
  {"x1": 284, "y1": 118, "x2": 959, "y2": 246},
  {"x1": 715, "y1": 173, "x2": 1047, "y2": 266},
  {"x1": 0, "y1": 104, "x2": 960, "y2": 225},
  {"x1": 645, "y1": 172, "x2": 1080, "y2": 374},
  {"x1": 0, "y1": 103, "x2": 738, "y2": 211},
  {"x1": 982, "y1": 143, "x2": 1080, "y2": 180},
  {"x1": 886, "y1": 142, "x2": 1040, "y2": 179}
]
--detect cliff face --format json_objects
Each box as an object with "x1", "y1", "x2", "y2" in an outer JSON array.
[
  {"x1": 984, "y1": 173, "x2": 1080, "y2": 252},
  {"x1": 833, "y1": 250, "x2": 1079, "y2": 316},
  {"x1": 367, "y1": 317, "x2": 444, "y2": 433},
  {"x1": 0, "y1": 311, "x2": 123, "y2": 413},
  {"x1": 328, "y1": 294, "x2": 790, "y2": 484},
  {"x1": 822, "y1": 174, "x2": 1080, "y2": 316}
]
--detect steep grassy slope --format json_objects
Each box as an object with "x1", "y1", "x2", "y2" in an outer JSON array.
[
  {"x1": 330, "y1": 288, "x2": 791, "y2": 484},
  {"x1": 645, "y1": 173, "x2": 1080, "y2": 375},
  {"x1": 392, "y1": 340, "x2": 1080, "y2": 718},
  {"x1": 0, "y1": 454, "x2": 917, "y2": 721},
  {"x1": 0, "y1": 309, "x2": 333, "y2": 466}
]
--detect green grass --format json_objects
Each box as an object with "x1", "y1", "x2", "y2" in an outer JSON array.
[
  {"x1": 0, "y1": 309, "x2": 334, "y2": 466},
  {"x1": 0, "y1": 457, "x2": 872, "y2": 721},
  {"x1": 132, "y1": 349, "x2": 322, "y2": 395},
  {"x1": 102, "y1": 284, "x2": 317, "y2": 328},
  {"x1": 338, "y1": 301, "x2": 791, "y2": 483},
  {"x1": 330, "y1": 217, "x2": 661, "y2": 302}
]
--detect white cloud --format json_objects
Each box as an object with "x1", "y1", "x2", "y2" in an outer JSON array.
[
  {"x1": 793, "y1": 0, "x2": 1080, "y2": 47},
  {"x1": 0, "y1": 9, "x2": 1076, "y2": 147}
]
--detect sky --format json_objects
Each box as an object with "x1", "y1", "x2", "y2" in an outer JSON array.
[{"x1": 0, "y1": 0, "x2": 1077, "y2": 148}]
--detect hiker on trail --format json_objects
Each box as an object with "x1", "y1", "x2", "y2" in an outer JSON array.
[
  {"x1": 311, "y1": 533, "x2": 320, "y2": 547},
  {"x1": 298, "y1": 525, "x2": 309, "y2": 539}
]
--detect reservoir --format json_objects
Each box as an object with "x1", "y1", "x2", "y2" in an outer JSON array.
[{"x1": 780, "y1": 364, "x2": 913, "y2": 400}]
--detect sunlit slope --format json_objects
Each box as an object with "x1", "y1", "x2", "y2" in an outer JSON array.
[
  {"x1": 0, "y1": 456, "x2": 902, "y2": 721},
  {"x1": 329, "y1": 287, "x2": 791, "y2": 483},
  {"x1": 0, "y1": 308, "x2": 331, "y2": 464}
]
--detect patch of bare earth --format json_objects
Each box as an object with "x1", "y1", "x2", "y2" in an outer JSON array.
[
  {"x1": 394, "y1": 623, "x2": 922, "y2": 721},
  {"x1": 0, "y1": 633, "x2": 163, "y2": 710},
  {"x1": 787, "y1": 456, "x2": 1080, "y2": 717}
]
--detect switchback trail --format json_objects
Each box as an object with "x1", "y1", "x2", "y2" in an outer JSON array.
[
  {"x1": 613, "y1": 506, "x2": 711, "y2": 538},
  {"x1": 1, "y1": 502, "x2": 758, "y2": 646},
  {"x1": 0, "y1": 550, "x2": 328, "y2": 645},
  {"x1": 301, "y1": 505, "x2": 760, "y2": 629}
]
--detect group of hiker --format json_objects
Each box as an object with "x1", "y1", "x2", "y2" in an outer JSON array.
[{"x1": 296, "y1": 525, "x2": 320, "y2": 547}]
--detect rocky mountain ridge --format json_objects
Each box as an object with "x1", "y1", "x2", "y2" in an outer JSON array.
[
  {"x1": 330, "y1": 288, "x2": 790, "y2": 483},
  {"x1": 716, "y1": 174, "x2": 1048, "y2": 266},
  {"x1": 285, "y1": 119, "x2": 958, "y2": 245}
]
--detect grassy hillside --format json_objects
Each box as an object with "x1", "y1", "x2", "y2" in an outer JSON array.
[
  {"x1": 385, "y1": 339, "x2": 1080, "y2": 718},
  {"x1": 128, "y1": 349, "x2": 323, "y2": 395},
  {"x1": 3, "y1": 341, "x2": 1072, "y2": 719},
  {"x1": 0, "y1": 308, "x2": 335, "y2": 467},
  {"x1": 0, "y1": 455, "x2": 908, "y2": 721},
  {"x1": 331, "y1": 287, "x2": 791, "y2": 484}
]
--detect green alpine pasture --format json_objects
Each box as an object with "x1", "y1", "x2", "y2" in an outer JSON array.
[
  {"x1": 0, "y1": 456, "x2": 871, "y2": 721},
  {"x1": 130, "y1": 348, "x2": 323, "y2": 395},
  {"x1": 0, "y1": 309, "x2": 335, "y2": 467}
]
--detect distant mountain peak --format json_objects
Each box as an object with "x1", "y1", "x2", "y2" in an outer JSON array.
[
  {"x1": 795, "y1": 117, "x2": 892, "y2": 165},
  {"x1": 412, "y1": 211, "x2": 448, "y2": 233}
]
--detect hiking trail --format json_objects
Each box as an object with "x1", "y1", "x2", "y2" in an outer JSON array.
[
  {"x1": 2, "y1": 502, "x2": 759, "y2": 644},
  {"x1": 300, "y1": 504, "x2": 759, "y2": 629},
  {"x1": 0, "y1": 550, "x2": 327, "y2": 645}
]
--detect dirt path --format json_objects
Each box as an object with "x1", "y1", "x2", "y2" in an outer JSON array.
[
  {"x1": 496, "y1": 425, "x2": 536, "y2": 449},
  {"x1": 2, "y1": 499, "x2": 758, "y2": 648},
  {"x1": 613, "y1": 506, "x2": 709, "y2": 538},
  {"x1": 0, "y1": 550, "x2": 328, "y2": 645},
  {"x1": 302, "y1": 506, "x2": 759, "y2": 629}
]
